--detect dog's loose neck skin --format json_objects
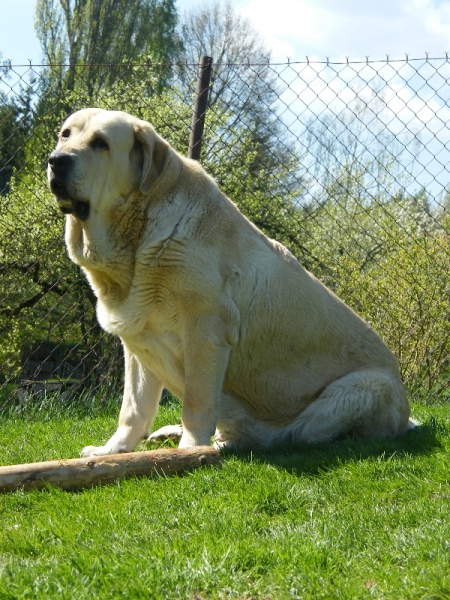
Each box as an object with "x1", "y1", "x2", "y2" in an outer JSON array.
[
  {"x1": 65, "y1": 148, "x2": 184, "y2": 305},
  {"x1": 65, "y1": 192, "x2": 145, "y2": 302}
]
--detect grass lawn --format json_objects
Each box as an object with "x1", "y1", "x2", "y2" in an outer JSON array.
[{"x1": 0, "y1": 398, "x2": 449, "y2": 599}]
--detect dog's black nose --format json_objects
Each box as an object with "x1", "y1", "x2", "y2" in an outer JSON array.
[{"x1": 48, "y1": 152, "x2": 73, "y2": 172}]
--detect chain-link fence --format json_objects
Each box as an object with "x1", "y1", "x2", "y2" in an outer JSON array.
[{"x1": 1, "y1": 56, "x2": 449, "y2": 408}]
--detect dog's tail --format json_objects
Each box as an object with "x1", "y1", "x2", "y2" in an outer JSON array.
[{"x1": 407, "y1": 418, "x2": 419, "y2": 430}]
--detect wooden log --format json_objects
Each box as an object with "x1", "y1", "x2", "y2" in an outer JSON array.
[{"x1": 0, "y1": 446, "x2": 221, "y2": 493}]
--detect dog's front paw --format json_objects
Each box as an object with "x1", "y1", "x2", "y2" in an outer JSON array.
[{"x1": 178, "y1": 429, "x2": 211, "y2": 448}]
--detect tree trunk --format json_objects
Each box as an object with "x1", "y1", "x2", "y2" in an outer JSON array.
[{"x1": 0, "y1": 447, "x2": 221, "y2": 493}]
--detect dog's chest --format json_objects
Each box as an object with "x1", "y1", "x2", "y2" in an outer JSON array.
[
  {"x1": 97, "y1": 289, "x2": 185, "y2": 388},
  {"x1": 96, "y1": 282, "x2": 178, "y2": 336},
  {"x1": 125, "y1": 328, "x2": 184, "y2": 391}
]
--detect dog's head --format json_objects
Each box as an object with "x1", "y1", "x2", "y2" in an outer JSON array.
[{"x1": 48, "y1": 108, "x2": 170, "y2": 221}]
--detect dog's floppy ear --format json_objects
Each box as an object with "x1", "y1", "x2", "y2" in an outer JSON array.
[{"x1": 133, "y1": 121, "x2": 170, "y2": 195}]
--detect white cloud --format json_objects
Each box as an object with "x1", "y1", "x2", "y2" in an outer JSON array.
[
  {"x1": 238, "y1": 0, "x2": 335, "y2": 60},
  {"x1": 233, "y1": 0, "x2": 450, "y2": 62},
  {"x1": 408, "y1": 0, "x2": 450, "y2": 34},
  {"x1": 240, "y1": 0, "x2": 330, "y2": 41}
]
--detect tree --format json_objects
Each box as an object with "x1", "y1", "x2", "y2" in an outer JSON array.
[
  {"x1": 179, "y1": 0, "x2": 305, "y2": 239},
  {"x1": 179, "y1": 0, "x2": 280, "y2": 139},
  {"x1": 35, "y1": 0, "x2": 182, "y2": 92},
  {"x1": 180, "y1": 0, "x2": 271, "y2": 106}
]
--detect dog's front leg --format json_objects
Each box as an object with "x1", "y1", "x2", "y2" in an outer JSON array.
[
  {"x1": 80, "y1": 346, "x2": 163, "y2": 456},
  {"x1": 179, "y1": 316, "x2": 231, "y2": 448}
]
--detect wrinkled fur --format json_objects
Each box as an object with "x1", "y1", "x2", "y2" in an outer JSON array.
[{"x1": 47, "y1": 108, "x2": 413, "y2": 456}]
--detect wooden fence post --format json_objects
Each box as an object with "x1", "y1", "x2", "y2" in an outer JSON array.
[{"x1": 188, "y1": 55, "x2": 213, "y2": 161}]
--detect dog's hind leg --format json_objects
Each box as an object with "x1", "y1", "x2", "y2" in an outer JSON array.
[
  {"x1": 213, "y1": 393, "x2": 285, "y2": 449},
  {"x1": 147, "y1": 424, "x2": 183, "y2": 444},
  {"x1": 289, "y1": 369, "x2": 411, "y2": 443}
]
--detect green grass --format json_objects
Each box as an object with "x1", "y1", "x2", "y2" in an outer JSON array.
[{"x1": 0, "y1": 399, "x2": 449, "y2": 599}]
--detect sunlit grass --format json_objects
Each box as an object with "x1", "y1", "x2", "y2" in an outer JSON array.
[{"x1": 0, "y1": 399, "x2": 449, "y2": 599}]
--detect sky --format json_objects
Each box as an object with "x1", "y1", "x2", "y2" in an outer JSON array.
[
  {"x1": 1, "y1": 0, "x2": 450, "y2": 65},
  {"x1": 1, "y1": 0, "x2": 450, "y2": 201}
]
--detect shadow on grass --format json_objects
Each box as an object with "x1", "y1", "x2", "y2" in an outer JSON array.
[{"x1": 222, "y1": 417, "x2": 446, "y2": 477}]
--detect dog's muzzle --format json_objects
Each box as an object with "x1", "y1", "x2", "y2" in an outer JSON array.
[{"x1": 48, "y1": 151, "x2": 90, "y2": 220}]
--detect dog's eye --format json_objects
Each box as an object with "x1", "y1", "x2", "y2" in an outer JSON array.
[
  {"x1": 61, "y1": 129, "x2": 71, "y2": 140},
  {"x1": 90, "y1": 137, "x2": 109, "y2": 151}
]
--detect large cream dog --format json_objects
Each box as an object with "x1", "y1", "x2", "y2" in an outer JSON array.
[{"x1": 48, "y1": 108, "x2": 413, "y2": 456}]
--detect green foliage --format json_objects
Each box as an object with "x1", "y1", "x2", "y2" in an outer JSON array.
[
  {"x1": 284, "y1": 93, "x2": 450, "y2": 401},
  {"x1": 202, "y1": 117, "x2": 307, "y2": 255},
  {"x1": 314, "y1": 201, "x2": 450, "y2": 401},
  {"x1": 0, "y1": 101, "x2": 26, "y2": 194},
  {"x1": 0, "y1": 163, "x2": 99, "y2": 379}
]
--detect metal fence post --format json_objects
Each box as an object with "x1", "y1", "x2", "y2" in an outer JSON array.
[{"x1": 188, "y1": 55, "x2": 213, "y2": 161}]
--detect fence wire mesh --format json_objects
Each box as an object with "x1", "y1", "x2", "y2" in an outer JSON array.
[{"x1": 0, "y1": 56, "x2": 449, "y2": 408}]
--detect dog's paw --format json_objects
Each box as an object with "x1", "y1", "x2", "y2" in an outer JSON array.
[
  {"x1": 213, "y1": 436, "x2": 239, "y2": 451},
  {"x1": 178, "y1": 429, "x2": 212, "y2": 448},
  {"x1": 146, "y1": 424, "x2": 183, "y2": 444},
  {"x1": 213, "y1": 438, "x2": 229, "y2": 450},
  {"x1": 80, "y1": 445, "x2": 114, "y2": 457}
]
